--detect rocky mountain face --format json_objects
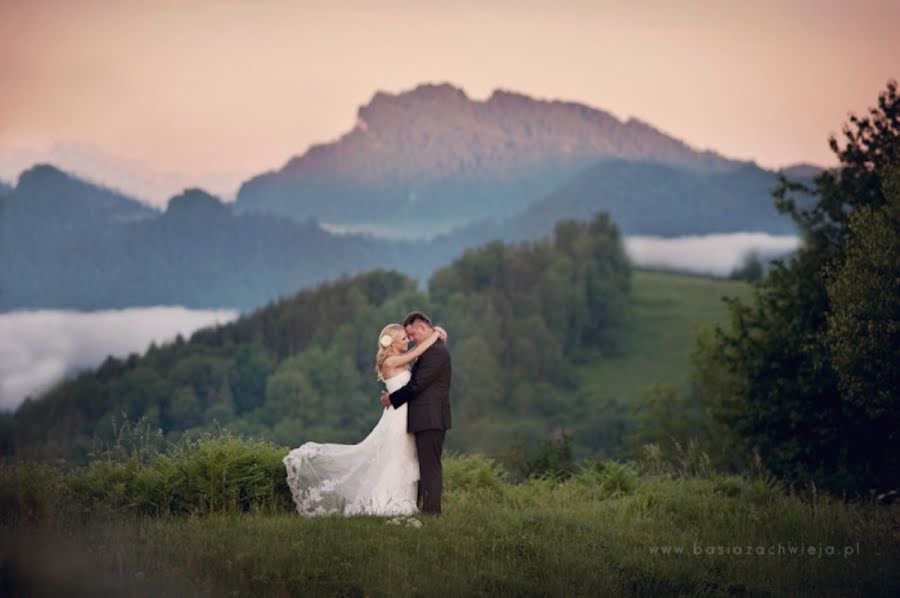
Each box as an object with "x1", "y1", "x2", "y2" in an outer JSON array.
[{"x1": 235, "y1": 83, "x2": 745, "y2": 235}]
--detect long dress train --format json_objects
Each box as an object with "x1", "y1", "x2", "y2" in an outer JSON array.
[{"x1": 282, "y1": 370, "x2": 419, "y2": 516}]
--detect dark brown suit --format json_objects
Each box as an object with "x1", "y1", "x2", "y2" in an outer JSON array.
[{"x1": 389, "y1": 339, "x2": 452, "y2": 513}]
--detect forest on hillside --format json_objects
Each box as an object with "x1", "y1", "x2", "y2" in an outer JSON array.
[{"x1": 1, "y1": 213, "x2": 632, "y2": 464}]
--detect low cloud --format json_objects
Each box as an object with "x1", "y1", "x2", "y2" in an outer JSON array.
[
  {"x1": 0, "y1": 307, "x2": 239, "y2": 412},
  {"x1": 624, "y1": 232, "x2": 801, "y2": 276}
]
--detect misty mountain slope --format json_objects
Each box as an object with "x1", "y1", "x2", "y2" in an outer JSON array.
[
  {"x1": 235, "y1": 83, "x2": 748, "y2": 235},
  {"x1": 2, "y1": 164, "x2": 156, "y2": 229},
  {"x1": 0, "y1": 167, "x2": 414, "y2": 311},
  {"x1": 0, "y1": 155, "x2": 811, "y2": 311},
  {"x1": 503, "y1": 159, "x2": 806, "y2": 238},
  {"x1": 0, "y1": 164, "x2": 160, "y2": 308},
  {"x1": 420, "y1": 159, "x2": 810, "y2": 268}
]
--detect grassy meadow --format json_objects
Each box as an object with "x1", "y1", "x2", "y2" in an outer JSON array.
[
  {"x1": 2, "y1": 431, "x2": 899, "y2": 597},
  {"x1": 579, "y1": 268, "x2": 754, "y2": 402}
]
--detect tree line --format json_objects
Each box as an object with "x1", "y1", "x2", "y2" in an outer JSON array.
[
  {"x1": 1, "y1": 212, "x2": 632, "y2": 463},
  {"x1": 638, "y1": 80, "x2": 899, "y2": 497}
]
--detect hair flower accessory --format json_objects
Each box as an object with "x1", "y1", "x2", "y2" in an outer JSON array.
[{"x1": 379, "y1": 334, "x2": 393, "y2": 348}]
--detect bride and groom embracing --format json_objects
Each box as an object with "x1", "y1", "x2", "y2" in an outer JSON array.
[{"x1": 282, "y1": 311, "x2": 452, "y2": 517}]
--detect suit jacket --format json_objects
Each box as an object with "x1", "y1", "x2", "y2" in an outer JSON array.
[{"x1": 389, "y1": 339, "x2": 452, "y2": 433}]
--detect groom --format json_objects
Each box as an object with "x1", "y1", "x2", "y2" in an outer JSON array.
[{"x1": 380, "y1": 310, "x2": 452, "y2": 515}]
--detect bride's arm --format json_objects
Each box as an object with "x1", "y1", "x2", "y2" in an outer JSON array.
[{"x1": 383, "y1": 328, "x2": 446, "y2": 369}]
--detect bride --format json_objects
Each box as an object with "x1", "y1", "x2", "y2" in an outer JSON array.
[{"x1": 282, "y1": 323, "x2": 447, "y2": 516}]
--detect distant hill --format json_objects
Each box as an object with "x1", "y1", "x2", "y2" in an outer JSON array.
[
  {"x1": 779, "y1": 163, "x2": 826, "y2": 179},
  {"x1": 4, "y1": 163, "x2": 157, "y2": 225},
  {"x1": 0, "y1": 142, "x2": 240, "y2": 208},
  {"x1": 1, "y1": 158, "x2": 807, "y2": 311},
  {"x1": 421, "y1": 158, "x2": 811, "y2": 268},
  {"x1": 0, "y1": 180, "x2": 11, "y2": 194},
  {"x1": 235, "y1": 83, "x2": 747, "y2": 236},
  {"x1": 0, "y1": 164, "x2": 413, "y2": 312},
  {"x1": 497, "y1": 159, "x2": 806, "y2": 239}
]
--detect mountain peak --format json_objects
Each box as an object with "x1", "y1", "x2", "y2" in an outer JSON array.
[
  {"x1": 258, "y1": 82, "x2": 738, "y2": 189},
  {"x1": 487, "y1": 88, "x2": 536, "y2": 105},
  {"x1": 409, "y1": 81, "x2": 470, "y2": 101},
  {"x1": 238, "y1": 82, "x2": 742, "y2": 230},
  {"x1": 16, "y1": 163, "x2": 73, "y2": 190},
  {"x1": 7, "y1": 162, "x2": 156, "y2": 222},
  {"x1": 356, "y1": 82, "x2": 472, "y2": 128},
  {"x1": 361, "y1": 83, "x2": 469, "y2": 114},
  {"x1": 165, "y1": 188, "x2": 229, "y2": 216}
]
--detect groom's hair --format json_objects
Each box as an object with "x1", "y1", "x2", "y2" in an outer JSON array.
[{"x1": 403, "y1": 311, "x2": 432, "y2": 328}]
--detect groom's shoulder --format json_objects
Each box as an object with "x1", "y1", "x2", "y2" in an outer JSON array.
[{"x1": 430, "y1": 339, "x2": 451, "y2": 362}]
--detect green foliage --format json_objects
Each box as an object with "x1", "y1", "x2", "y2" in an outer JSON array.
[
  {"x1": 697, "y1": 80, "x2": 900, "y2": 495},
  {"x1": 573, "y1": 459, "x2": 639, "y2": 497},
  {"x1": 627, "y1": 384, "x2": 702, "y2": 455},
  {"x1": 161, "y1": 431, "x2": 292, "y2": 515},
  {"x1": 56, "y1": 430, "x2": 292, "y2": 517},
  {"x1": 570, "y1": 270, "x2": 754, "y2": 462},
  {"x1": 728, "y1": 250, "x2": 764, "y2": 282},
  {"x1": 0, "y1": 462, "x2": 63, "y2": 525},
  {"x1": 229, "y1": 344, "x2": 273, "y2": 414},
  {"x1": 5, "y1": 215, "x2": 633, "y2": 464},
  {"x1": 432, "y1": 213, "x2": 631, "y2": 433},
  {"x1": 3, "y1": 434, "x2": 898, "y2": 597},
  {"x1": 634, "y1": 439, "x2": 715, "y2": 480},
  {"x1": 825, "y1": 167, "x2": 900, "y2": 418},
  {"x1": 504, "y1": 432, "x2": 577, "y2": 481},
  {"x1": 443, "y1": 453, "x2": 509, "y2": 497}
]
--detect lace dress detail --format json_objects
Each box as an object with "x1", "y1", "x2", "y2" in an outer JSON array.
[{"x1": 282, "y1": 370, "x2": 419, "y2": 516}]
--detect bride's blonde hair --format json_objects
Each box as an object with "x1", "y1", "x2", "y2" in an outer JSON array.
[{"x1": 375, "y1": 323, "x2": 406, "y2": 381}]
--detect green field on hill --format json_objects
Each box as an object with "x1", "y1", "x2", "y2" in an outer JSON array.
[
  {"x1": 419, "y1": 267, "x2": 756, "y2": 459},
  {"x1": 579, "y1": 268, "x2": 753, "y2": 402}
]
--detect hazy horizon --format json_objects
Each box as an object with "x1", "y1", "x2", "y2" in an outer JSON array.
[{"x1": 2, "y1": 0, "x2": 898, "y2": 205}]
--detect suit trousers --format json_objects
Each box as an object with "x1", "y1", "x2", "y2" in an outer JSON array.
[{"x1": 414, "y1": 428, "x2": 446, "y2": 514}]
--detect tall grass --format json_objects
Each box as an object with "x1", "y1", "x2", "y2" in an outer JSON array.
[{"x1": 2, "y1": 429, "x2": 898, "y2": 596}]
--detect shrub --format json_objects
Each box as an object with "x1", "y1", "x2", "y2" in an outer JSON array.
[
  {"x1": 0, "y1": 463, "x2": 64, "y2": 524},
  {"x1": 443, "y1": 453, "x2": 509, "y2": 497},
  {"x1": 504, "y1": 432, "x2": 577, "y2": 481},
  {"x1": 573, "y1": 459, "x2": 639, "y2": 497},
  {"x1": 59, "y1": 430, "x2": 292, "y2": 517}
]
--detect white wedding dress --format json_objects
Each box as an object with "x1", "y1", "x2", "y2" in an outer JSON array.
[{"x1": 282, "y1": 370, "x2": 419, "y2": 517}]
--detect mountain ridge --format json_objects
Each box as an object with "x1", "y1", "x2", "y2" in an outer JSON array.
[
  {"x1": 234, "y1": 82, "x2": 758, "y2": 234},
  {"x1": 6, "y1": 163, "x2": 158, "y2": 225},
  {"x1": 0, "y1": 163, "x2": 411, "y2": 312},
  {"x1": 240, "y1": 82, "x2": 743, "y2": 190}
]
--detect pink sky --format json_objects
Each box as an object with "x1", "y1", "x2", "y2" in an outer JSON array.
[{"x1": 1, "y1": 0, "x2": 898, "y2": 197}]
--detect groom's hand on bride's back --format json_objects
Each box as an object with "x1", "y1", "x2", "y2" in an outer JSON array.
[{"x1": 380, "y1": 390, "x2": 391, "y2": 408}]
